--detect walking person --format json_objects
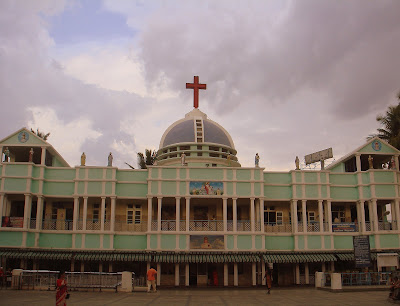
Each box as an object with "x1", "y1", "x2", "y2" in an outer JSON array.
[
  {"x1": 147, "y1": 266, "x2": 157, "y2": 293},
  {"x1": 56, "y1": 271, "x2": 68, "y2": 306},
  {"x1": 264, "y1": 266, "x2": 272, "y2": 294}
]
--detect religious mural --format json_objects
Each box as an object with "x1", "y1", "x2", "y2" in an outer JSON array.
[
  {"x1": 190, "y1": 235, "x2": 224, "y2": 249},
  {"x1": 189, "y1": 181, "x2": 223, "y2": 195}
]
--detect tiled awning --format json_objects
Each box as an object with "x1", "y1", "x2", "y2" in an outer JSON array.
[{"x1": 263, "y1": 253, "x2": 337, "y2": 263}]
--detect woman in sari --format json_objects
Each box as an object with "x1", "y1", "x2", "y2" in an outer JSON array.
[
  {"x1": 56, "y1": 271, "x2": 68, "y2": 306},
  {"x1": 264, "y1": 266, "x2": 272, "y2": 294}
]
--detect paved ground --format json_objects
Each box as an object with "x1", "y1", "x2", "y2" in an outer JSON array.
[{"x1": 0, "y1": 288, "x2": 395, "y2": 305}]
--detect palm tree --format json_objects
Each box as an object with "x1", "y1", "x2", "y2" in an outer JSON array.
[
  {"x1": 137, "y1": 149, "x2": 157, "y2": 169},
  {"x1": 31, "y1": 128, "x2": 50, "y2": 141},
  {"x1": 368, "y1": 93, "x2": 400, "y2": 149}
]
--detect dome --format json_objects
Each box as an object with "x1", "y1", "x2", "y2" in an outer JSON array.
[{"x1": 159, "y1": 108, "x2": 235, "y2": 149}]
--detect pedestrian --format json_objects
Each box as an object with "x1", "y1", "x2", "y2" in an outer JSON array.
[
  {"x1": 264, "y1": 266, "x2": 272, "y2": 294},
  {"x1": 147, "y1": 266, "x2": 157, "y2": 293},
  {"x1": 56, "y1": 270, "x2": 68, "y2": 306}
]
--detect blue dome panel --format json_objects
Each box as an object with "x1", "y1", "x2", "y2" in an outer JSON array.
[
  {"x1": 203, "y1": 121, "x2": 231, "y2": 147},
  {"x1": 163, "y1": 120, "x2": 195, "y2": 146}
]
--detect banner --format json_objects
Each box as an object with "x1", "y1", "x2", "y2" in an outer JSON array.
[
  {"x1": 189, "y1": 182, "x2": 223, "y2": 195},
  {"x1": 190, "y1": 235, "x2": 224, "y2": 249},
  {"x1": 332, "y1": 223, "x2": 356, "y2": 232}
]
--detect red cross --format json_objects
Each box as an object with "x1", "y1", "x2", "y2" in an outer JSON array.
[{"x1": 186, "y1": 76, "x2": 206, "y2": 108}]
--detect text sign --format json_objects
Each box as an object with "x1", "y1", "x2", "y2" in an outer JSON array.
[
  {"x1": 332, "y1": 223, "x2": 356, "y2": 232},
  {"x1": 305, "y1": 147, "x2": 333, "y2": 165},
  {"x1": 353, "y1": 236, "x2": 371, "y2": 268}
]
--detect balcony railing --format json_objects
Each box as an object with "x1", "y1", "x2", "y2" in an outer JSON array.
[
  {"x1": 189, "y1": 220, "x2": 223, "y2": 231},
  {"x1": 264, "y1": 222, "x2": 292, "y2": 233},
  {"x1": 114, "y1": 221, "x2": 147, "y2": 232},
  {"x1": 237, "y1": 220, "x2": 251, "y2": 231},
  {"x1": 42, "y1": 219, "x2": 73, "y2": 231}
]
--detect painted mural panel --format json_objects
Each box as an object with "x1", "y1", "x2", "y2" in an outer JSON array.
[
  {"x1": 189, "y1": 181, "x2": 223, "y2": 195},
  {"x1": 190, "y1": 235, "x2": 224, "y2": 249}
]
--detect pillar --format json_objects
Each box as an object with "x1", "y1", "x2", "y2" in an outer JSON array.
[
  {"x1": 295, "y1": 264, "x2": 300, "y2": 284},
  {"x1": 233, "y1": 198, "x2": 237, "y2": 232},
  {"x1": 175, "y1": 263, "x2": 179, "y2": 286},
  {"x1": 234, "y1": 263, "x2": 238, "y2": 286},
  {"x1": 330, "y1": 261, "x2": 335, "y2": 272},
  {"x1": 302, "y1": 200, "x2": 307, "y2": 232},
  {"x1": 395, "y1": 200, "x2": 400, "y2": 231},
  {"x1": 157, "y1": 197, "x2": 162, "y2": 232},
  {"x1": 355, "y1": 154, "x2": 361, "y2": 172},
  {"x1": 156, "y1": 263, "x2": 161, "y2": 286},
  {"x1": 175, "y1": 197, "x2": 180, "y2": 231},
  {"x1": 23, "y1": 194, "x2": 32, "y2": 229},
  {"x1": 185, "y1": 197, "x2": 190, "y2": 232},
  {"x1": 318, "y1": 200, "x2": 323, "y2": 232},
  {"x1": 327, "y1": 200, "x2": 333, "y2": 233},
  {"x1": 260, "y1": 199, "x2": 264, "y2": 232},
  {"x1": 250, "y1": 198, "x2": 255, "y2": 232},
  {"x1": 40, "y1": 147, "x2": 46, "y2": 165},
  {"x1": 73, "y1": 197, "x2": 79, "y2": 231},
  {"x1": 100, "y1": 197, "x2": 106, "y2": 231},
  {"x1": 321, "y1": 262, "x2": 326, "y2": 272},
  {"x1": 371, "y1": 199, "x2": 379, "y2": 232},
  {"x1": 224, "y1": 263, "x2": 228, "y2": 286},
  {"x1": 147, "y1": 197, "x2": 152, "y2": 231},
  {"x1": 82, "y1": 197, "x2": 88, "y2": 231},
  {"x1": 359, "y1": 201, "x2": 366, "y2": 232},
  {"x1": 185, "y1": 263, "x2": 189, "y2": 286},
  {"x1": 223, "y1": 198, "x2": 227, "y2": 232},
  {"x1": 305, "y1": 263, "x2": 309, "y2": 285},
  {"x1": 0, "y1": 194, "x2": 4, "y2": 227},
  {"x1": 291, "y1": 200, "x2": 298, "y2": 233},
  {"x1": 110, "y1": 197, "x2": 116, "y2": 231},
  {"x1": 252, "y1": 262, "x2": 256, "y2": 286}
]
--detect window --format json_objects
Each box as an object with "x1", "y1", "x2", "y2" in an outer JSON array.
[
  {"x1": 180, "y1": 146, "x2": 190, "y2": 150},
  {"x1": 170, "y1": 147, "x2": 177, "y2": 152},
  {"x1": 127, "y1": 204, "x2": 141, "y2": 224},
  {"x1": 209, "y1": 153, "x2": 219, "y2": 158},
  {"x1": 209, "y1": 146, "x2": 219, "y2": 151},
  {"x1": 197, "y1": 146, "x2": 202, "y2": 150},
  {"x1": 52, "y1": 208, "x2": 57, "y2": 220},
  {"x1": 93, "y1": 204, "x2": 99, "y2": 222},
  {"x1": 308, "y1": 211, "x2": 315, "y2": 222},
  {"x1": 332, "y1": 206, "x2": 345, "y2": 223},
  {"x1": 264, "y1": 210, "x2": 283, "y2": 225}
]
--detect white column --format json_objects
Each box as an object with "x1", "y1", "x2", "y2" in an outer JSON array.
[
  {"x1": 321, "y1": 263, "x2": 326, "y2": 272},
  {"x1": 250, "y1": 198, "x2": 255, "y2": 232},
  {"x1": 40, "y1": 147, "x2": 46, "y2": 165},
  {"x1": 0, "y1": 194, "x2": 4, "y2": 226},
  {"x1": 175, "y1": 197, "x2": 180, "y2": 231},
  {"x1": 305, "y1": 263, "x2": 309, "y2": 284},
  {"x1": 395, "y1": 200, "x2": 400, "y2": 231},
  {"x1": 175, "y1": 263, "x2": 179, "y2": 286},
  {"x1": 23, "y1": 194, "x2": 32, "y2": 229},
  {"x1": 156, "y1": 263, "x2": 161, "y2": 286},
  {"x1": 223, "y1": 198, "x2": 227, "y2": 232},
  {"x1": 234, "y1": 263, "x2": 238, "y2": 286},
  {"x1": 82, "y1": 197, "x2": 88, "y2": 231},
  {"x1": 318, "y1": 200, "x2": 323, "y2": 232},
  {"x1": 359, "y1": 201, "x2": 366, "y2": 232},
  {"x1": 73, "y1": 197, "x2": 79, "y2": 231},
  {"x1": 185, "y1": 263, "x2": 189, "y2": 286},
  {"x1": 185, "y1": 197, "x2": 190, "y2": 232},
  {"x1": 295, "y1": 264, "x2": 300, "y2": 284},
  {"x1": 368, "y1": 201, "x2": 373, "y2": 231},
  {"x1": 327, "y1": 200, "x2": 332, "y2": 233},
  {"x1": 302, "y1": 200, "x2": 307, "y2": 232},
  {"x1": 100, "y1": 197, "x2": 106, "y2": 231},
  {"x1": 260, "y1": 199, "x2": 264, "y2": 232},
  {"x1": 371, "y1": 199, "x2": 379, "y2": 232},
  {"x1": 110, "y1": 197, "x2": 116, "y2": 232},
  {"x1": 355, "y1": 154, "x2": 361, "y2": 172},
  {"x1": 157, "y1": 197, "x2": 162, "y2": 231},
  {"x1": 147, "y1": 197, "x2": 152, "y2": 232},
  {"x1": 233, "y1": 198, "x2": 237, "y2": 232},
  {"x1": 224, "y1": 263, "x2": 228, "y2": 286},
  {"x1": 291, "y1": 200, "x2": 298, "y2": 233},
  {"x1": 252, "y1": 262, "x2": 256, "y2": 286},
  {"x1": 395, "y1": 155, "x2": 400, "y2": 171},
  {"x1": 330, "y1": 261, "x2": 335, "y2": 272}
]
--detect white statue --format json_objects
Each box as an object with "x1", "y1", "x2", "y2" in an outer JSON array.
[
  {"x1": 181, "y1": 152, "x2": 186, "y2": 166},
  {"x1": 108, "y1": 152, "x2": 113, "y2": 167},
  {"x1": 29, "y1": 148, "x2": 34, "y2": 162},
  {"x1": 255, "y1": 153, "x2": 260, "y2": 167}
]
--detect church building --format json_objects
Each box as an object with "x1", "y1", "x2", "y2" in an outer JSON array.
[{"x1": 0, "y1": 76, "x2": 399, "y2": 287}]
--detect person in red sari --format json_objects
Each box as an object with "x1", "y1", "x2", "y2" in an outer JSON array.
[
  {"x1": 56, "y1": 271, "x2": 68, "y2": 306},
  {"x1": 264, "y1": 266, "x2": 272, "y2": 294}
]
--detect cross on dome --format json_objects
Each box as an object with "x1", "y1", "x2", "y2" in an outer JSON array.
[{"x1": 186, "y1": 76, "x2": 206, "y2": 108}]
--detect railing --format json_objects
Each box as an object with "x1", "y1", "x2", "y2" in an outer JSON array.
[
  {"x1": 341, "y1": 272, "x2": 391, "y2": 286},
  {"x1": 227, "y1": 221, "x2": 233, "y2": 231},
  {"x1": 365, "y1": 221, "x2": 372, "y2": 231},
  {"x1": 378, "y1": 221, "x2": 394, "y2": 231},
  {"x1": 237, "y1": 220, "x2": 251, "y2": 231},
  {"x1": 179, "y1": 220, "x2": 186, "y2": 231},
  {"x1": 114, "y1": 221, "x2": 147, "y2": 232},
  {"x1": 86, "y1": 219, "x2": 101, "y2": 230},
  {"x1": 42, "y1": 220, "x2": 73, "y2": 231},
  {"x1": 189, "y1": 220, "x2": 223, "y2": 231},
  {"x1": 264, "y1": 222, "x2": 292, "y2": 233},
  {"x1": 18, "y1": 270, "x2": 122, "y2": 292},
  {"x1": 297, "y1": 222, "x2": 304, "y2": 232},
  {"x1": 161, "y1": 220, "x2": 176, "y2": 231},
  {"x1": 29, "y1": 218, "x2": 36, "y2": 229},
  {"x1": 307, "y1": 222, "x2": 320, "y2": 232}
]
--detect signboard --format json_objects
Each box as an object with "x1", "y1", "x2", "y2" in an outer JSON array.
[
  {"x1": 353, "y1": 235, "x2": 371, "y2": 268},
  {"x1": 190, "y1": 235, "x2": 224, "y2": 249},
  {"x1": 332, "y1": 223, "x2": 356, "y2": 232},
  {"x1": 189, "y1": 182, "x2": 223, "y2": 195},
  {"x1": 305, "y1": 148, "x2": 333, "y2": 165},
  {"x1": 10, "y1": 217, "x2": 24, "y2": 228}
]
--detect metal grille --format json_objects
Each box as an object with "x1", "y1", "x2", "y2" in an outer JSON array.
[
  {"x1": 151, "y1": 221, "x2": 157, "y2": 231},
  {"x1": 114, "y1": 221, "x2": 147, "y2": 232},
  {"x1": 161, "y1": 220, "x2": 176, "y2": 231},
  {"x1": 264, "y1": 223, "x2": 292, "y2": 233},
  {"x1": 42, "y1": 220, "x2": 73, "y2": 231},
  {"x1": 179, "y1": 220, "x2": 186, "y2": 231},
  {"x1": 365, "y1": 222, "x2": 371, "y2": 231},
  {"x1": 237, "y1": 221, "x2": 251, "y2": 231},
  {"x1": 86, "y1": 220, "x2": 101, "y2": 230}
]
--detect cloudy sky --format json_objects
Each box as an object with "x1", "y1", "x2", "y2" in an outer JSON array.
[{"x1": 1, "y1": 0, "x2": 399, "y2": 170}]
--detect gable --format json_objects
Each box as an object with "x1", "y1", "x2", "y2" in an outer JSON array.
[
  {"x1": 0, "y1": 128, "x2": 48, "y2": 146},
  {"x1": 358, "y1": 139, "x2": 398, "y2": 154}
]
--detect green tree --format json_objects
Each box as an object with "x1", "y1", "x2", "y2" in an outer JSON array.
[
  {"x1": 31, "y1": 128, "x2": 50, "y2": 141},
  {"x1": 368, "y1": 93, "x2": 400, "y2": 149},
  {"x1": 137, "y1": 149, "x2": 157, "y2": 169}
]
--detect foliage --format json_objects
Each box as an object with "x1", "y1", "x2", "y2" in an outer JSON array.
[
  {"x1": 368, "y1": 93, "x2": 400, "y2": 149},
  {"x1": 31, "y1": 128, "x2": 50, "y2": 141},
  {"x1": 137, "y1": 149, "x2": 157, "y2": 169}
]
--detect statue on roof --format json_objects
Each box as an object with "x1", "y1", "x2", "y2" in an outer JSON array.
[
  {"x1": 81, "y1": 152, "x2": 86, "y2": 166},
  {"x1": 368, "y1": 155, "x2": 373, "y2": 169},
  {"x1": 108, "y1": 152, "x2": 113, "y2": 167},
  {"x1": 295, "y1": 156, "x2": 300, "y2": 170},
  {"x1": 29, "y1": 148, "x2": 34, "y2": 162},
  {"x1": 181, "y1": 152, "x2": 186, "y2": 166},
  {"x1": 255, "y1": 153, "x2": 260, "y2": 167},
  {"x1": 3, "y1": 147, "x2": 10, "y2": 162}
]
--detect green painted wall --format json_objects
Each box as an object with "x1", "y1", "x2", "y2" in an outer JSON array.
[
  {"x1": 236, "y1": 170, "x2": 250, "y2": 180},
  {"x1": 374, "y1": 171, "x2": 395, "y2": 183},
  {"x1": 150, "y1": 235, "x2": 157, "y2": 249},
  {"x1": 237, "y1": 183, "x2": 251, "y2": 196},
  {"x1": 31, "y1": 180, "x2": 39, "y2": 193},
  {"x1": 380, "y1": 234, "x2": 399, "y2": 248},
  {"x1": 324, "y1": 236, "x2": 331, "y2": 249},
  {"x1": 254, "y1": 183, "x2": 261, "y2": 197},
  {"x1": 330, "y1": 187, "x2": 358, "y2": 200},
  {"x1": 237, "y1": 235, "x2": 252, "y2": 250},
  {"x1": 179, "y1": 235, "x2": 186, "y2": 249},
  {"x1": 151, "y1": 169, "x2": 159, "y2": 179},
  {"x1": 43, "y1": 182, "x2": 74, "y2": 196},
  {"x1": 330, "y1": 163, "x2": 345, "y2": 173},
  {"x1": 369, "y1": 235, "x2": 375, "y2": 249},
  {"x1": 179, "y1": 169, "x2": 186, "y2": 179},
  {"x1": 320, "y1": 173, "x2": 326, "y2": 183},
  {"x1": 26, "y1": 232, "x2": 35, "y2": 247},
  {"x1": 162, "y1": 169, "x2": 176, "y2": 179},
  {"x1": 161, "y1": 182, "x2": 176, "y2": 195},
  {"x1": 226, "y1": 170, "x2": 233, "y2": 180},
  {"x1": 105, "y1": 182, "x2": 112, "y2": 195},
  {"x1": 116, "y1": 183, "x2": 147, "y2": 197},
  {"x1": 226, "y1": 183, "x2": 233, "y2": 196},
  {"x1": 151, "y1": 182, "x2": 158, "y2": 195},
  {"x1": 161, "y1": 235, "x2": 176, "y2": 249},
  {"x1": 330, "y1": 174, "x2": 357, "y2": 185},
  {"x1": 75, "y1": 234, "x2": 82, "y2": 248},
  {"x1": 0, "y1": 232, "x2": 22, "y2": 246},
  {"x1": 264, "y1": 186, "x2": 292, "y2": 199},
  {"x1": 375, "y1": 185, "x2": 396, "y2": 198},
  {"x1": 362, "y1": 173, "x2": 370, "y2": 184},
  {"x1": 106, "y1": 169, "x2": 113, "y2": 180},
  {"x1": 5, "y1": 164, "x2": 28, "y2": 176},
  {"x1": 79, "y1": 169, "x2": 85, "y2": 179},
  {"x1": 359, "y1": 141, "x2": 396, "y2": 154},
  {"x1": 254, "y1": 170, "x2": 260, "y2": 180},
  {"x1": 87, "y1": 182, "x2": 102, "y2": 194},
  {"x1": 304, "y1": 173, "x2": 317, "y2": 183},
  {"x1": 114, "y1": 235, "x2": 147, "y2": 250},
  {"x1": 103, "y1": 234, "x2": 110, "y2": 249},
  {"x1": 333, "y1": 236, "x2": 353, "y2": 249},
  {"x1": 227, "y1": 235, "x2": 234, "y2": 249},
  {"x1": 321, "y1": 186, "x2": 327, "y2": 198},
  {"x1": 77, "y1": 182, "x2": 84, "y2": 194},
  {"x1": 85, "y1": 234, "x2": 100, "y2": 248},
  {"x1": 264, "y1": 173, "x2": 292, "y2": 184},
  {"x1": 88, "y1": 168, "x2": 103, "y2": 179},
  {"x1": 298, "y1": 236, "x2": 304, "y2": 249},
  {"x1": 179, "y1": 182, "x2": 186, "y2": 196},
  {"x1": 308, "y1": 235, "x2": 321, "y2": 249},
  {"x1": 189, "y1": 169, "x2": 223, "y2": 181},
  {"x1": 39, "y1": 233, "x2": 72, "y2": 248},
  {"x1": 4, "y1": 178, "x2": 26, "y2": 192},
  {"x1": 32, "y1": 166, "x2": 40, "y2": 178},
  {"x1": 44, "y1": 169, "x2": 75, "y2": 180},
  {"x1": 265, "y1": 236, "x2": 294, "y2": 250},
  {"x1": 255, "y1": 236, "x2": 262, "y2": 249},
  {"x1": 116, "y1": 170, "x2": 148, "y2": 181},
  {"x1": 305, "y1": 186, "x2": 318, "y2": 198},
  {"x1": 362, "y1": 187, "x2": 371, "y2": 198}
]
